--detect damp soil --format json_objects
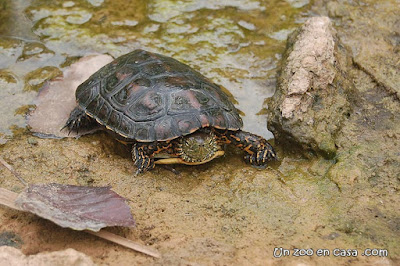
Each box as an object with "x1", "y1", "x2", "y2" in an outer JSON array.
[{"x1": 0, "y1": 0, "x2": 399, "y2": 265}]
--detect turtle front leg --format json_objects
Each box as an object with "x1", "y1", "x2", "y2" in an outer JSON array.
[
  {"x1": 216, "y1": 130, "x2": 277, "y2": 168},
  {"x1": 62, "y1": 106, "x2": 98, "y2": 134},
  {"x1": 132, "y1": 141, "x2": 172, "y2": 174}
]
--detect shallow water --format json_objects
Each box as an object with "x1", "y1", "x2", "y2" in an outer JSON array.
[{"x1": 0, "y1": 0, "x2": 308, "y2": 142}]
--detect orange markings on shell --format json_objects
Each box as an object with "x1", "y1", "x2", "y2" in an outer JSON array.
[
  {"x1": 199, "y1": 114, "x2": 210, "y2": 127},
  {"x1": 177, "y1": 120, "x2": 191, "y2": 132},
  {"x1": 214, "y1": 114, "x2": 226, "y2": 127}
]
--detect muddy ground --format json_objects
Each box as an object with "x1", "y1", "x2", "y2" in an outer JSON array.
[{"x1": 0, "y1": 0, "x2": 399, "y2": 265}]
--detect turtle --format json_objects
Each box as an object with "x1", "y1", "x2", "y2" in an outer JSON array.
[{"x1": 64, "y1": 49, "x2": 276, "y2": 173}]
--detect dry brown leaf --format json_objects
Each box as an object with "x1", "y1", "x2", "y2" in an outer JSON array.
[
  {"x1": 15, "y1": 183, "x2": 135, "y2": 232},
  {"x1": 0, "y1": 157, "x2": 160, "y2": 258},
  {"x1": 0, "y1": 187, "x2": 160, "y2": 258}
]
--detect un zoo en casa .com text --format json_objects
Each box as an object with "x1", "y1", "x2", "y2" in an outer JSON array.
[{"x1": 273, "y1": 247, "x2": 388, "y2": 258}]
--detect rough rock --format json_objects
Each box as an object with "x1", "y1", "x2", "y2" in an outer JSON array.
[
  {"x1": 267, "y1": 16, "x2": 354, "y2": 158},
  {"x1": 0, "y1": 246, "x2": 95, "y2": 266},
  {"x1": 352, "y1": 30, "x2": 400, "y2": 101},
  {"x1": 322, "y1": 0, "x2": 400, "y2": 100}
]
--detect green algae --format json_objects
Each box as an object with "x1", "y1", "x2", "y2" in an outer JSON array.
[
  {"x1": 14, "y1": 104, "x2": 36, "y2": 116},
  {"x1": 0, "y1": 69, "x2": 17, "y2": 83},
  {"x1": 23, "y1": 66, "x2": 62, "y2": 91}
]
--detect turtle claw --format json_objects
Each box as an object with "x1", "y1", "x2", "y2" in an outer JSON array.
[
  {"x1": 61, "y1": 118, "x2": 74, "y2": 134},
  {"x1": 223, "y1": 130, "x2": 277, "y2": 167},
  {"x1": 244, "y1": 146, "x2": 275, "y2": 168},
  {"x1": 62, "y1": 107, "x2": 85, "y2": 134},
  {"x1": 134, "y1": 161, "x2": 155, "y2": 174},
  {"x1": 65, "y1": 119, "x2": 80, "y2": 135},
  {"x1": 62, "y1": 107, "x2": 98, "y2": 135}
]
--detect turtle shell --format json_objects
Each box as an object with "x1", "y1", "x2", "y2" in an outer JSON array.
[{"x1": 75, "y1": 49, "x2": 243, "y2": 142}]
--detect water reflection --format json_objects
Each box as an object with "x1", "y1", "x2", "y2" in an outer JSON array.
[{"x1": 0, "y1": 0, "x2": 309, "y2": 142}]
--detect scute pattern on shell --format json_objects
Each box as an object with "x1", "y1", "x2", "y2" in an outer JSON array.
[{"x1": 75, "y1": 49, "x2": 243, "y2": 141}]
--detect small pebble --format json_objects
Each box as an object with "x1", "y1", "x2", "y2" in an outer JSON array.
[{"x1": 27, "y1": 138, "x2": 38, "y2": 145}]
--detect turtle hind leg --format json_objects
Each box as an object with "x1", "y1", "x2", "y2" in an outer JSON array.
[
  {"x1": 62, "y1": 107, "x2": 97, "y2": 134},
  {"x1": 219, "y1": 130, "x2": 277, "y2": 167}
]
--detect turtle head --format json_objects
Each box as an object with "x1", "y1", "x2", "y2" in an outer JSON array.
[{"x1": 179, "y1": 131, "x2": 220, "y2": 163}]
